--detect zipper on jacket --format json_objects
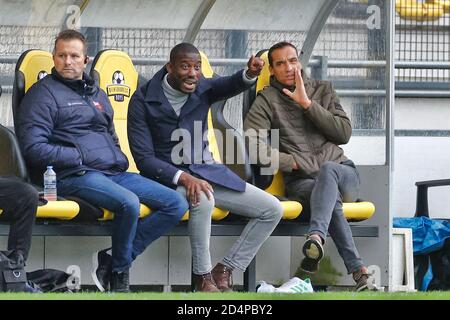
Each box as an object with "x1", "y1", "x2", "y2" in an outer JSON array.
[
  {"x1": 300, "y1": 110, "x2": 319, "y2": 156},
  {"x1": 71, "y1": 138, "x2": 84, "y2": 166},
  {"x1": 83, "y1": 94, "x2": 120, "y2": 164}
]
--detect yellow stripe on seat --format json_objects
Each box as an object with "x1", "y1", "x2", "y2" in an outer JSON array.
[
  {"x1": 36, "y1": 201, "x2": 80, "y2": 220},
  {"x1": 100, "y1": 203, "x2": 152, "y2": 221},
  {"x1": 97, "y1": 200, "x2": 375, "y2": 222},
  {"x1": 180, "y1": 207, "x2": 229, "y2": 222},
  {"x1": 100, "y1": 205, "x2": 229, "y2": 222},
  {"x1": 343, "y1": 202, "x2": 376, "y2": 221},
  {"x1": 281, "y1": 201, "x2": 303, "y2": 220}
]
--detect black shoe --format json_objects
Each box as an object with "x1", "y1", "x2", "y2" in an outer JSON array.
[
  {"x1": 300, "y1": 236, "x2": 324, "y2": 274},
  {"x1": 91, "y1": 247, "x2": 112, "y2": 292},
  {"x1": 110, "y1": 269, "x2": 130, "y2": 293}
]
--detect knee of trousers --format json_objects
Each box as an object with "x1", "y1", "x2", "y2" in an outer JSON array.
[
  {"x1": 261, "y1": 196, "x2": 284, "y2": 221},
  {"x1": 316, "y1": 162, "x2": 342, "y2": 182},
  {"x1": 319, "y1": 161, "x2": 341, "y2": 175},
  {"x1": 166, "y1": 192, "x2": 189, "y2": 218},
  {"x1": 189, "y1": 192, "x2": 215, "y2": 218},
  {"x1": 117, "y1": 194, "x2": 141, "y2": 219},
  {"x1": 16, "y1": 183, "x2": 39, "y2": 210},
  {"x1": 272, "y1": 201, "x2": 284, "y2": 221}
]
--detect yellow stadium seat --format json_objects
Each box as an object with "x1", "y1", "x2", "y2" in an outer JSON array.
[
  {"x1": 91, "y1": 50, "x2": 141, "y2": 174},
  {"x1": 7, "y1": 50, "x2": 80, "y2": 220},
  {"x1": 201, "y1": 50, "x2": 302, "y2": 220},
  {"x1": 396, "y1": 0, "x2": 445, "y2": 21},
  {"x1": 91, "y1": 49, "x2": 153, "y2": 221},
  {"x1": 91, "y1": 50, "x2": 229, "y2": 222},
  {"x1": 12, "y1": 50, "x2": 54, "y2": 131}
]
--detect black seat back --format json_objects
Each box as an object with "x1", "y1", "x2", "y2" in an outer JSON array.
[{"x1": 0, "y1": 124, "x2": 28, "y2": 181}]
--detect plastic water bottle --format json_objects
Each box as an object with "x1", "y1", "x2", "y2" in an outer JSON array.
[{"x1": 43, "y1": 165, "x2": 57, "y2": 201}]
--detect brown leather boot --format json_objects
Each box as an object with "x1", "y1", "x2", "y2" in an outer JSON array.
[
  {"x1": 211, "y1": 263, "x2": 233, "y2": 292},
  {"x1": 193, "y1": 273, "x2": 220, "y2": 292}
]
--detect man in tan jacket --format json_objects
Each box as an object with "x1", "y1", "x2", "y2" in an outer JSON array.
[{"x1": 244, "y1": 41, "x2": 373, "y2": 291}]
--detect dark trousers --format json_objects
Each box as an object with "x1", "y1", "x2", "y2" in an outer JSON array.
[
  {"x1": 0, "y1": 177, "x2": 38, "y2": 261},
  {"x1": 285, "y1": 160, "x2": 364, "y2": 274}
]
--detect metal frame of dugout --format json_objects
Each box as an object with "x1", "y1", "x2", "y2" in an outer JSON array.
[{"x1": 0, "y1": 0, "x2": 394, "y2": 291}]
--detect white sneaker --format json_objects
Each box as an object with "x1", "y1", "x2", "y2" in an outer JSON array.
[
  {"x1": 276, "y1": 277, "x2": 314, "y2": 293},
  {"x1": 256, "y1": 281, "x2": 276, "y2": 293}
]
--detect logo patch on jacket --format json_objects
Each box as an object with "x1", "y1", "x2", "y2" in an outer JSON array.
[
  {"x1": 37, "y1": 71, "x2": 48, "y2": 81},
  {"x1": 93, "y1": 101, "x2": 104, "y2": 111},
  {"x1": 106, "y1": 70, "x2": 131, "y2": 102}
]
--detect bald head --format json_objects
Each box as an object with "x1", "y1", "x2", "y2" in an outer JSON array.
[{"x1": 169, "y1": 43, "x2": 200, "y2": 64}]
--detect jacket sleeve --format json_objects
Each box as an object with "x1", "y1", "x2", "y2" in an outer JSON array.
[
  {"x1": 304, "y1": 82, "x2": 352, "y2": 144},
  {"x1": 127, "y1": 91, "x2": 180, "y2": 186},
  {"x1": 207, "y1": 70, "x2": 254, "y2": 104},
  {"x1": 243, "y1": 94, "x2": 295, "y2": 173},
  {"x1": 17, "y1": 85, "x2": 82, "y2": 170}
]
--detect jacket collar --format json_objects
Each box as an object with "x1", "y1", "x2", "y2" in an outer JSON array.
[
  {"x1": 144, "y1": 66, "x2": 168, "y2": 103},
  {"x1": 51, "y1": 68, "x2": 97, "y2": 96}
]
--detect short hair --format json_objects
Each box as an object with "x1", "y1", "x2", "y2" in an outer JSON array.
[
  {"x1": 53, "y1": 29, "x2": 87, "y2": 55},
  {"x1": 169, "y1": 43, "x2": 200, "y2": 63},
  {"x1": 268, "y1": 42, "x2": 299, "y2": 67}
]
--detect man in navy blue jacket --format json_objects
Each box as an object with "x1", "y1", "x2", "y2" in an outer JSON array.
[
  {"x1": 128, "y1": 43, "x2": 283, "y2": 292},
  {"x1": 17, "y1": 30, "x2": 188, "y2": 293}
]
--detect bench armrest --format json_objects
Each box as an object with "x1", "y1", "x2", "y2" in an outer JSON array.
[{"x1": 414, "y1": 179, "x2": 450, "y2": 218}]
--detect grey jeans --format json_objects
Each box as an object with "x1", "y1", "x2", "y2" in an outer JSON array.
[
  {"x1": 286, "y1": 160, "x2": 364, "y2": 274},
  {"x1": 177, "y1": 183, "x2": 283, "y2": 274}
]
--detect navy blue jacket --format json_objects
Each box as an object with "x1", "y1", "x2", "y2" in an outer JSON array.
[
  {"x1": 17, "y1": 69, "x2": 128, "y2": 183},
  {"x1": 128, "y1": 66, "x2": 250, "y2": 192}
]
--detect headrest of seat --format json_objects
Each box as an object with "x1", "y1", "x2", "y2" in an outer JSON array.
[
  {"x1": 200, "y1": 51, "x2": 214, "y2": 79},
  {"x1": 242, "y1": 49, "x2": 270, "y2": 121},
  {"x1": 255, "y1": 50, "x2": 270, "y2": 94},
  {"x1": 198, "y1": 51, "x2": 222, "y2": 163},
  {"x1": 90, "y1": 50, "x2": 138, "y2": 120},
  {"x1": 13, "y1": 49, "x2": 53, "y2": 130},
  {"x1": 16, "y1": 49, "x2": 54, "y2": 93},
  {"x1": 0, "y1": 124, "x2": 28, "y2": 180}
]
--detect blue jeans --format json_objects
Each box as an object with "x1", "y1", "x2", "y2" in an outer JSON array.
[{"x1": 58, "y1": 171, "x2": 188, "y2": 272}]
